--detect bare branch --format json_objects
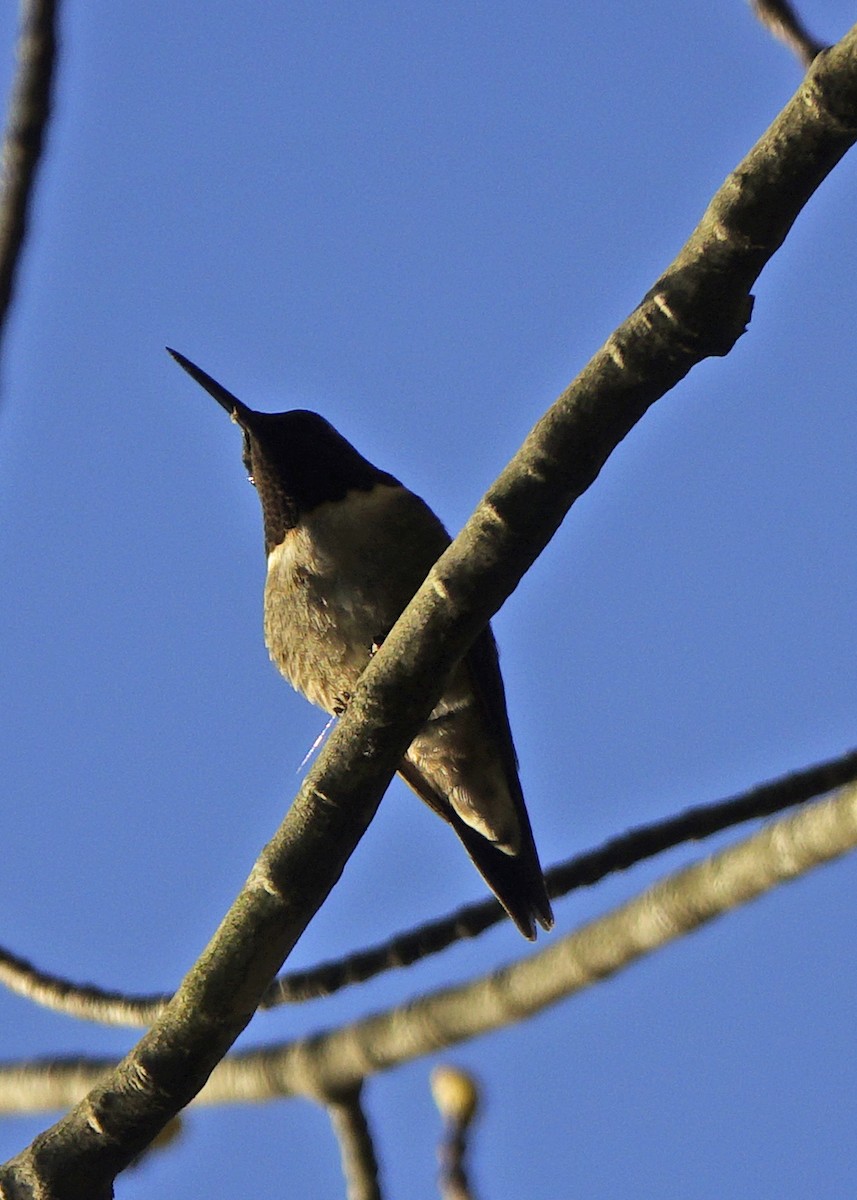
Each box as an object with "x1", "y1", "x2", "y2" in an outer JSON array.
[
  {"x1": 2, "y1": 24, "x2": 856, "y2": 1195},
  {"x1": 0, "y1": 0, "x2": 58, "y2": 360},
  {"x1": 750, "y1": 0, "x2": 827, "y2": 67},
  {"x1": 0, "y1": 947, "x2": 167, "y2": 1026},
  {"x1": 1, "y1": 746, "x2": 853, "y2": 1025},
  {"x1": 242, "y1": 780, "x2": 857, "y2": 1102},
  {"x1": 265, "y1": 744, "x2": 857, "y2": 999},
  {"x1": 1, "y1": 781, "x2": 856, "y2": 1116},
  {"x1": 327, "y1": 1085, "x2": 383, "y2": 1200}
]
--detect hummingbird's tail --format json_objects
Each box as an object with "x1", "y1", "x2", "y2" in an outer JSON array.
[
  {"x1": 397, "y1": 761, "x2": 554, "y2": 939},
  {"x1": 450, "y1": 815, "x2": 555, "y2": 939}
]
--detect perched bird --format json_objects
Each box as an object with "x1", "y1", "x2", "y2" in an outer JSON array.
[{"x1": 168, "y1": 349, "x2": 553, "y2": 938}]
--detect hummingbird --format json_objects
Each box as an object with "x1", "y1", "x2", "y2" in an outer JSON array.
[{"x1": 168, "y1": 349, "x2": 553, "y2": 939}]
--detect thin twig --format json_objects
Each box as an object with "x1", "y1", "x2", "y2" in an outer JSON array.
[
  {"x1": 0, "y1": 0, "x2": 59, "y2": 359},
  {"x1": 437, "y1": 1123, "x2": 474, "y2": 1200},
  {"x1": 327, "y1": 1085, "x2": 383, "y2": 1200},
  {"x1": 0, "y1": 747, "x2": 854, "y2": 1024},
  {"x1": 750, "y1": 0, "x2": 827, "y2": 67}
]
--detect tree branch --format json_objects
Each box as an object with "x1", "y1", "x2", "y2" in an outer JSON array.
[
  {"x1": 0, "y1": 0, "x2": 58, "y2": 362},
  {"x1": 2, "y1": 23, "x2": 856, "y2": 1197},
  {"x1": 1, "y1": 746, "x2": 854, "y2": 1024},
  {"x1": 263, "y1": 744, "x2": 857, "y2": 997},
  {"x1": 327, "y1": 1084, "x2": 383, "y2": 1200},
  {"x1": 2, "y1": 780, "x2": 856, "y2": 1115}
]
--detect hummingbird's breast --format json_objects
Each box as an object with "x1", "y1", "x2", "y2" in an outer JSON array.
[
  {"x1": 263, "y1": 482, "x2": 450, "y2": 713},
  {"x1": 263, "y1": 479, "x2": 523, "y2": 854}
]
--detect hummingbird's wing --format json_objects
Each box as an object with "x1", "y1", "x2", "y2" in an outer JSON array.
[{"x1": 397, "y1": 626, "x2": 554, "y2": 939}]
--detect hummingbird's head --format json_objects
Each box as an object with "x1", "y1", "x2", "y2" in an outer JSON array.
[{"x1": 168, "y1": 349, "x2": 400, "y2": 552}]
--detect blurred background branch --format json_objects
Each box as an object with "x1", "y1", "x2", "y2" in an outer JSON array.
[
  {"x1": 0, "y1": 0, "x2": 58, "y2": 366},
  {"x1": 327, "y1": 1085, "x2": 383, "y2": 1200}
]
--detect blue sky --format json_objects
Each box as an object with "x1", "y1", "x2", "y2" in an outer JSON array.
[{"x1": 1, "y1": 2, "x2": 855, "y2": 1196}]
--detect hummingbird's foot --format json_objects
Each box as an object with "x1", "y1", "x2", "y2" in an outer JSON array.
[{"x1": 332, "y1": 692, "x2": 352, "y2": 716}]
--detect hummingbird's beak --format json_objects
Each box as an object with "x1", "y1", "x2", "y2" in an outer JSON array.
[{"x1": 167, "y1": 348, "x2": 256, "y2": 425}]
